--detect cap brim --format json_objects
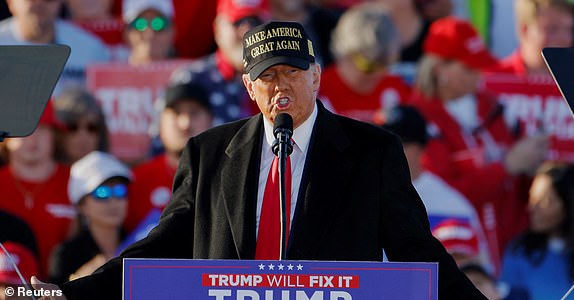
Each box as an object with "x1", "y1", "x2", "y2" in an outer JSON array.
[
  {"x1": 248, "y1": 56, "x2": 310, "y2": 81},
  {"x1": 0, "y1": 273, "x2": 21, "y2": 284},
  {"x1": 463, "y1": 51, "x2": 499, "y2": 71}
]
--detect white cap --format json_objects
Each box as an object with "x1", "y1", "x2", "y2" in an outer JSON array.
[
  {"x1": 122, "y1": 0, "x2": 174, "y2": 24},
  {"x1": 68, "y1": 151, "x2": 133, "y2": 204}
]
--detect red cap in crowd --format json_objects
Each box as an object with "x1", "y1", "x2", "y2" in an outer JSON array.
[
  {"x1": 0, "y1": 242, "x2": 39, "y2": 284},
  {"x1": 38, "y1": 100, "x2": 66, "y2": 131},
  {"x1": 217, "y1": 0, "x2": 269, "y2": 23},
  {"x1": 424, "y1": 16, "x2": 498, "y2": 70},
  {"x1": 432, "y1": 219, "x2": 479, "y2": 257}
]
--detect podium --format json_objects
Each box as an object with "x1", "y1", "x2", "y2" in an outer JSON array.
[{"x1": 123, "y1": 259, "x2": 438, "y2": 300}]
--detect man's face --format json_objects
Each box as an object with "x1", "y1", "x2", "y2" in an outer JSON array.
[
  {"x1": 6, "y1": 0, "x2": 62, "y2": 27},
  {"x1": 125, "y1": 9, "x2": 174, "y2": 64},
  {"x1": 160, "y1": 100, "x2": 213, "y2": 155},
  {"x1": 521, "y1": 6, "x2": 573, "y2": 52},
  {"x1": 243, "y1": 63, "x2": 321, "y2": 129},
  {"x1": 5, "y1": 125, "x2": 55, "y2": 165}
]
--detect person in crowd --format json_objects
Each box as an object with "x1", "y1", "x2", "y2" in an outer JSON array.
[
  {"x1": 376, "y1": 0, "x2": 432, "y2": 84},
  {"x1": 269, "y1": 0, "x2": 342, "y2": 67},
  {"x1": 49, "y1": 151, "x2": 131, "y2": 285},
  {"x1": 434, "y1": 218, "x2": 530, "y2": 299},
  {"x1": 0, "y1": 101, "x2": 75, "y2": 278},
  {"x1": 122, "y1": 0, "x2": 175, "y2": 66},
  {"x1": 319, "y1": 2, "x2": 411, "y2": 123},
  {"x1": 500, "y1": 162, "x2": 574, "y2": 299},
  {"x1": 53, "y1": 88, "x2": 109, "y2": 165},
  {"x1": 36, "y1": 20, "x2": 487, "y2": 299},
  {"x1": 124, "y1": 81, "x2": 214, "y2": 233},
  {"x1": 382, "y1": 105, "x2": 495, "y2": 273},
  {"x1": 168, "y1": 0, "x2": 269, "y2": 125},
  {"x1": 0, "y1": 242, "x2": 39, "y2": 300},
  {"x1": 411, "y1": 16, "x2": 549, "y2": 261},
  {"x1": 0, "y1": 0, "x2": 110, "y2": 96},
  {"x1": 63, "y1": 0, "x2": 126, "y2": 61},
  {"x1": 487, "y1": 0, "x2": 573, "y2": 76},
  {"x1": 432, "y1": 218, "x2": 488, "y2": 268}
]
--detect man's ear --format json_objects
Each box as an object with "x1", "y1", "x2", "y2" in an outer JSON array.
[
  {"x1": 242, "y1": 74, "x2": 256, "y2": 101},
  {"x1": 312, "y1": 64, "x2": 321, "y2": 93},
  {"x1": 517, "y1": 23, "x2": 529, "y2": 42}
]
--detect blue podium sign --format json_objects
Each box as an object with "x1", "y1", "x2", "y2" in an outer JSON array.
[{"x1": 123, "y1": 259, "x2": 437, "y2": 300}]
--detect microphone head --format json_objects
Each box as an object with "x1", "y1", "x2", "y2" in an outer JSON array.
[{"x1": 273, "y1": 113, "x2": 293, "y2": 136}]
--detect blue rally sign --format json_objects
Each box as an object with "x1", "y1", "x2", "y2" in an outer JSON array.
[{"x1": 123, "y1": 259, "x2": 437, "y2": 300}]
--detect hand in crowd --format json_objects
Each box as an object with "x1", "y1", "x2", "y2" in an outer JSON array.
[
  {"x1": 504, "y1": 135, "x2": 550, "y2": 176},
  {"x1": 69, "y1": 254, "x2": 106, "y2": 282},
  {"x1": 31, "y1": 276, "x2": 67, "y2": 300}
]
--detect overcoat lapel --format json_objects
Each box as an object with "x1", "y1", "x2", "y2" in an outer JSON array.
[
  {"x1": 221, "y1": 114, "x2": 263, "y2": 259},
  {"x1": 289, "y1": 104, "x2": 353, "y2": 258}
]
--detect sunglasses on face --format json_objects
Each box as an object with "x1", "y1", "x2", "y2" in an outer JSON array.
[
  {"x1": 351, "y1": 53, "x2": 386, "y2": 74},
  {"x1": 66, "y1": 122, "x2": 100, "y2": 134},
  {"x1": 90, "y1": 184, "x2": 128, "y2": 201},
  {"x1": 130, "y1": 17, "x2": 170, "y2": 32}
]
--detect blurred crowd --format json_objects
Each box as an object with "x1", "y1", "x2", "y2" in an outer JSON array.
[{"x1": 0, "y1": 0, "x2": 573, "y2": 299}]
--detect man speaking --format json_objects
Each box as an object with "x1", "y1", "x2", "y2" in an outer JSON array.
[{"x1": 37, "y1": 21, "x2": 486, "y2": 299}]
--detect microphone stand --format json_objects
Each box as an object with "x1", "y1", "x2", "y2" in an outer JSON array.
[{"x1": 274, "y1": 131, "x2": 292, "y2": 261}]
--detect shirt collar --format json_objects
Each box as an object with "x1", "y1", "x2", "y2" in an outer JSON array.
[{"x1": 263, "y1": 102, "x2": 318, "y2": 154}]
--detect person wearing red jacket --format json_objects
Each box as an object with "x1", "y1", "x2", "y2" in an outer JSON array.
[
  {"x1": 0, "y1": 102, "x2": 75, "y2": 278},
  {"x1": 411, "y1": 17, "x2": 549, "y2": 265},
  {"x1": 318, "y1": 3, "x2": 411, "y2": 124},
  {"x1": 487, "y1": 0, "x2": 573, "y2": 76}
]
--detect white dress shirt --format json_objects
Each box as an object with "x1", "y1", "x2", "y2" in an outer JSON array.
[{"x1": 256, "y1": 103, "x2": 318, "y2": 236}]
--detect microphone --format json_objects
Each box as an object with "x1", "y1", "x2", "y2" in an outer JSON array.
[
  {"x1": 272, "y1": 113, "x2": 294, "y2": 157},
  {"x1": 272, "y1": 113, "x2": 293, "y2": 260}
]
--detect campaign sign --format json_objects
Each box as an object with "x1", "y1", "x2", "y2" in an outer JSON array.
[
  {"x1": 481, "y1": 73, "x2": 574, "y2": 162},
  {"x1": 86, "y1": 60, "x2": 192, "y2": 164},
  {"x1": 123, "y1": 259, "x2": 437, "y2": 300}
]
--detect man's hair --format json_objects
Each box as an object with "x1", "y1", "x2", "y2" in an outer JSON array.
[
  {"x1": 515, "y1": 0, "x2": 574, "y2": 26},
  {"x1": 414, "y1": 55, "x2": 442, "y2": 98},
  {"x1": 330, "y1": 2, "x2": 400, "y2": 66}
]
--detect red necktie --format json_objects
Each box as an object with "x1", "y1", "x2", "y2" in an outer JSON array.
[{"x1": 256, "y1": 155, "x2": 292, "y2": 260}]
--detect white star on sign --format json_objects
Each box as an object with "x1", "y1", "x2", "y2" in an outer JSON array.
[
  {"x1": 297, "y1": 264, "x2": 303, "y2": 270},
  {"x1": 287, "y1": 264, "x2": 294, "y2": 270},
  {"x1": 268, "y1": 264, "x2": 275, "y2": 270},
  {"x1": 258, "y1": 264, "x2": 265, "y2": 270},
  {"x1": 278, "y1": 264, "x2": 284, "y2": 270}
]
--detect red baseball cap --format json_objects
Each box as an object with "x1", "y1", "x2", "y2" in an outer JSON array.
[
  {"x1": 0, "y1": 242, "x2": 39, "y2": 285},
  {"x1": 38, "y1": 100, "x2": 66, "y2": 131},
  {"x1": 424, "y1": 16, "x2": 498, "y2": 70},
  {"x1": 217, "y1": 0, "x2": 269, "y2": 23},
  {"x1": 432, "y1": 219, "x2": 479, "y2": 257}
]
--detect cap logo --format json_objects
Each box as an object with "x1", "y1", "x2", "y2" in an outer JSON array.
[
  {"x1": 243, "y1": 21, "x2": 315, "y2": 80},
  {"x1": 308, "y1": 40, "x2": 315, "y2": 57},
  {"x1": 465, "y1": 36, "x2": 485, "y2": 54},
  {"x1": 434, "y1": 225, "x2": 474, "y2": 240},
  {"x1": 244, "y1": 27, "x2": 303, "y2": 47}
]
